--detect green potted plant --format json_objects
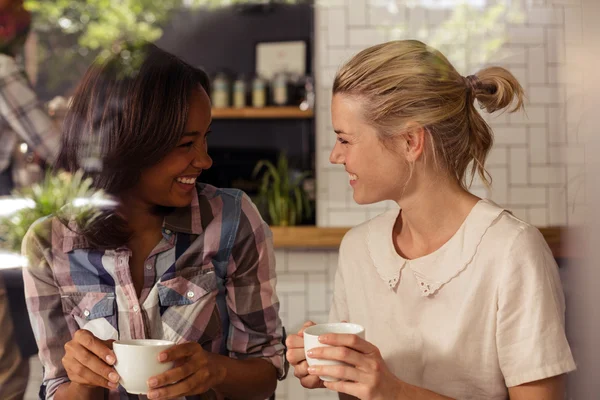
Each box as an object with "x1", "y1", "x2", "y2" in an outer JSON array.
[
  {"x1": 0, "y1": 169, "x2": 107, "y2": 253},
  {"x1": 252, "y1": 153, "x2": 313, "y2": 227}
]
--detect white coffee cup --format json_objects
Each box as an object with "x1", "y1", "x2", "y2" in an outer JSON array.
[
  {"x1": 113, "y1": 339, "x2": 175, "y2": 394},
  {"x1": 303, "y1": 322, "x2": 365, "y2": 382}
]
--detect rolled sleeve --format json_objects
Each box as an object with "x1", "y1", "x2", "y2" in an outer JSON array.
[{"x1": 225, "y1": 194, "x2": 287, "y2": 380}]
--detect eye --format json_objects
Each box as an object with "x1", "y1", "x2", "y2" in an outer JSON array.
[
  {"x1": 337, "y1": 137, "x2": 348, "y2": 144},
  {"x1": 178, "y1": 141, "x2": 194, "y2": 148}
]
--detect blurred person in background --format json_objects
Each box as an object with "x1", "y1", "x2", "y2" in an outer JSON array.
[
  {"x1": 0, "y1": 0, "x2": 60, "y2": 398},
  {"x1": 0, "y1": 0, "x2": 59, "y2": 195}
]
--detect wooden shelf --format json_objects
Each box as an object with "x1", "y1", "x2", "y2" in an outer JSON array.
[
  {"x1": 270, "y1": 226, "x2": 351, "y2": 249},
  {"x1": 211, "y1": 106, "x2": 314, "y2": 119},
  {"x1": 271, "y1": 226, "x2": 568, "y2": 259}
]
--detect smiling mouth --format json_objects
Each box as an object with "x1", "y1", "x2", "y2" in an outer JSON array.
[
  {"x1": 348, "y1": 173, "x2": 358, "y2": 181},
  {"x1": 176, "y1": 176, "x2": 197, "y2": 185}
]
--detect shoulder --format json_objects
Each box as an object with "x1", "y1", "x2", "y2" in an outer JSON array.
[
  {"x1": 198, "y1": 183, "x2": 260, "y2": 220},
  {"x1": 22, "y1": 216, "x2": 63, "y2": 272},
  {"x1": 339, "y1": 209, "x2": 396, "y2": 256},
  {"x1": 197, "y1": 183, "x2": 256, "y2": 211},
  {"x1": 197, "y1": 183, "x2": 266, "y2": 236},
  {"x1": 23, "y1": 216, "x2": 55, "y2": 252},
  {"x1": 480, "y1": 206, "x2": 557, "y2": 287},
  {"x1": 485, "y1": 207, "x2": 549, "y2": 255},
  {"x1": 23, "y1": 214, "x2": 90, "y2": 258}
]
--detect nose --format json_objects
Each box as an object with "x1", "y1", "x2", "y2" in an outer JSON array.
[
  {"x1": 191, "y1": 149, "x2": 213, "y2": 170},
  {"x1": 329, "y1": 142, "x2": 344, "y2": 165}
]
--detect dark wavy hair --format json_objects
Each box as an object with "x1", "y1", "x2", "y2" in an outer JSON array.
[{"x1": 56, "y1": 43, "x2": 210, "y2": 248}]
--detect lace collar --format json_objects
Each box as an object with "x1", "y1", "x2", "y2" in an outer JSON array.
[{"x1": 367, "y1": 199, "x2": 504, "y2": 296}]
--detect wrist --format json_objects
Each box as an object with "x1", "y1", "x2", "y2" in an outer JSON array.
[
  {"x1": 65, "y1": 382, "x2": 104, "y2": 400},
  {"x1": 205, "y1": 351, "x2": 228, "y2": 387}
]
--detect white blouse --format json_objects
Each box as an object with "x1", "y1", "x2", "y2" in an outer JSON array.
[{"x1": 329, "y1": 199, "x2": 576, "y2": 399}]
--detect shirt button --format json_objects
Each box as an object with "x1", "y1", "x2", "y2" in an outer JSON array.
[
  {"x1": 186, "y1": 291, "x2": 195, "y2": 299},
  {"x1": 164, "y1": 229, "x2": 172, "y2": 235},
  {"x1": 145, "y1": 263, "x2": 153, "y2": 270},
  {"x1": 83, "y1": 309, "x2": 90, "y2": 317},
  {"x1": 133, "y1": 305, "x2": 140, "y2": 312}
]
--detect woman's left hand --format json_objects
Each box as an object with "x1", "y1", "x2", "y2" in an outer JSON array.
[
  {"x1": 146, "y1": 342, "x2": 226, "y2": 400},
  {"x1": 306, "y1": 333, "x2": 403, "y2": 400}
]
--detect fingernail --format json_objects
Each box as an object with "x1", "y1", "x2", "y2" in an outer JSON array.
[
  {"x1": 307, "y1": 367, "x2": 316, "y2": 374},
  {"x1": 109, "y1": 372, "x2": 119, "y2": 382},
  {"x1": 158, "y1": 352, "x2": 167, "y2": 362},
  {"x1": 318, "y1": 335, "x2": 327, "y2": 343},
  {"x1": 147, "y1": 378, "x2": 157, "y2": 388},
  {"x1": 106, "y1": 355, "x2": 116, "y2": 364},
  {"x1": 306, "y1": 350, "x2": 314, "y2": 357},
  {"x1": 108, "y1": 381, "x2": 119, "y2": 389},
  {"x1": 147, "y1": 390, "x2": 158, "y2": 399}
]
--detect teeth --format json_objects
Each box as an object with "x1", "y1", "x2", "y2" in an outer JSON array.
[
  {"x1": 349, "y1": 173, "x2": 358, "y2": 181},
  {"x1": 176, "y1": 177, "x2": 196, "y2": 185}
]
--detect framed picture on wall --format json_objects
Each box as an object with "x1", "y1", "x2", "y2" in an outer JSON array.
[{"x1": 255, "y1": 40, "x2": 307, "y2": 80}]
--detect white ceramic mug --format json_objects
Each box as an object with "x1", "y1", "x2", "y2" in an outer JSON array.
[
  {"x1": 303, "y1": 322, "x2": 365, "y2": 382},
  {"x1": 113, "y1": 339, "x2": 175, "y2": 394}
]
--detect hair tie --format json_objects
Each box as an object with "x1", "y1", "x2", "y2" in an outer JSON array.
[
  {"x1": 464, "y1": 74, "x2": 497, "y2": 96},
  {"x1": 464, "y1": 75, "x2": 480, "y2": 94}
]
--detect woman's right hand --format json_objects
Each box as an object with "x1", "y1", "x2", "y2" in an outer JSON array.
[
  {"x1": 62, "y1": 329, "x2": 120, "y2": 390},
  {"x1": 286, "y1": 321, "x2": 324, "y2": 389}
]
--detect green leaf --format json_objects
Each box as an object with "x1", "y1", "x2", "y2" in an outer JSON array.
[
  {"x1": 294, "y1": 186, "x2": 303, "y2": 220},
  {"x1": 250, "y1": 152, "x2": 312, "y2": 227},
  {"x1": 268, "y1": 192, "x2": 278, "y2": 226},
  {"x1": 0, "y1": 169, "x2": 109, "y2": 253}
]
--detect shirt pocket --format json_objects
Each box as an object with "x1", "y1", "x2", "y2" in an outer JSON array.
[
  {"x1": 61, "y1": 291, "x2": 118, "y2": 341},
  {"x1": 157, "y1": 268, "x2": 222, "y2": 345}
]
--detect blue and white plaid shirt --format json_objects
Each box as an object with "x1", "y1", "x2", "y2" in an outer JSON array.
[{"x1": 0, "y1": 53, "x2": 59, "y2": 173}]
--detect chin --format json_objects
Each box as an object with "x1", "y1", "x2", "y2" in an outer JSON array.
[{"x1": 352, "y1": 192, "x2": 383, "y2": 206}]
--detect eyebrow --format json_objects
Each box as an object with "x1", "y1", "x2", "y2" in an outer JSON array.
[
  {"x1": 182, "y1": 124, "x2": 212, "y2": 138},
  {"x1": 334, "y1": 129, "x2": 349, "y2": 135}
]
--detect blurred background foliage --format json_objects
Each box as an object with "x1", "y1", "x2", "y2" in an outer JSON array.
[{"x1": 23, "y1": 0, "x2": 303, "y2": 97}]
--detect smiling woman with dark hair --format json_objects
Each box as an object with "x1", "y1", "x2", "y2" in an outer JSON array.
[{"x1": 21, "y1": 43, "x2": 287, "y2": 400}]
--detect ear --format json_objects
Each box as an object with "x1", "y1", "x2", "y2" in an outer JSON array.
[{"x1": 403, "y1": 122, "x2": 426, "y2": 162}]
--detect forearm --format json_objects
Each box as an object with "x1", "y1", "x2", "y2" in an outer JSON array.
[
  {"x1": 209, "y1": 353, "x2": 277, "y2": 400},
  {"x1": 398, "y1": 381, "x2": 455, "y2": 400},
  {"x1": 55, "y1": 382, "x2": 105, "y2": 400}
]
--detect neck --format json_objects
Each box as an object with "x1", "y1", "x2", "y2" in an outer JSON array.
[
  {"x1": 119, "y1": 195, "x2": 164, "y2": 238},
  {"x1": 394, "y1": 176, "x2": 480, "y2": 258}
]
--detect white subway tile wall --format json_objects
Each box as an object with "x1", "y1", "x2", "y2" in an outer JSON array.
[{"x1": 315, "y1": 0, "x2": 585, "y2": 228}]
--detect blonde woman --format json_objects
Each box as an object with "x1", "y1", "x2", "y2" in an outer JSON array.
[{"x1": 286, "y1": 40, "x2": 575, "y2": 400}]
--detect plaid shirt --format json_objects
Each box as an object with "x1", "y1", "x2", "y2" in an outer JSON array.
[
  {"x1": 0, "y1": 53, "x2": 59, "y2": 173},
  {"x1": 22, "y1": 184, "x2": 287, "y2": 400}
]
